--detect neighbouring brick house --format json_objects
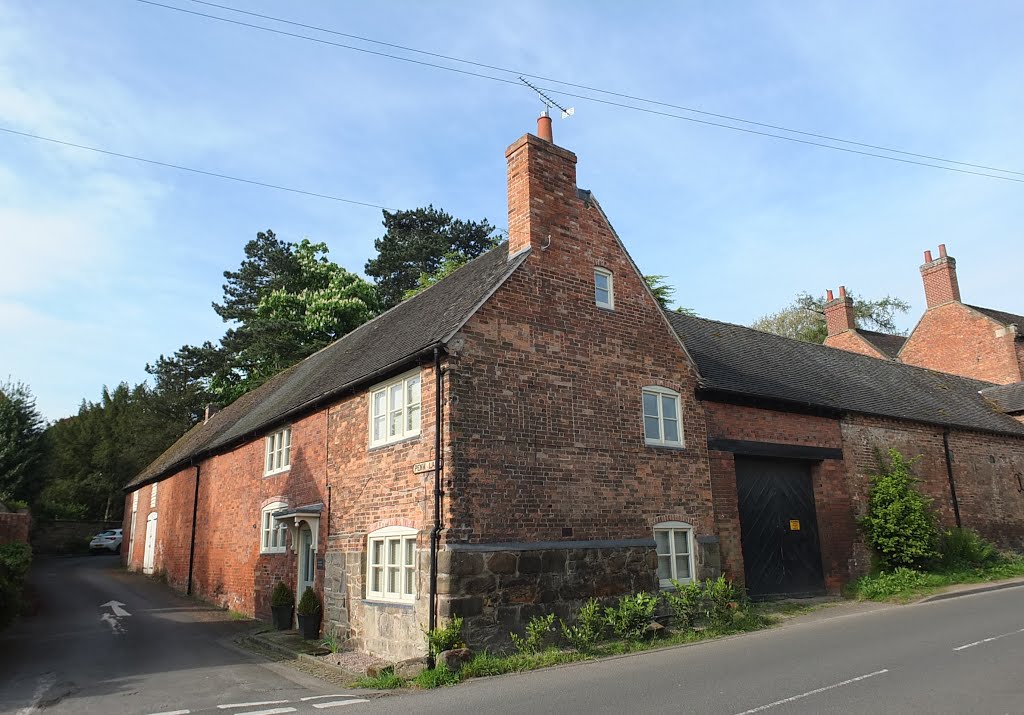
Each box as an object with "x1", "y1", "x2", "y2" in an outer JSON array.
[{"x1": 125, "y1": 118, "x2": 1024, "y2": 659}]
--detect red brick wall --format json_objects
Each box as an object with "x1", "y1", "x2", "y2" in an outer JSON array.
[
  {"x1": 824, "y1": 330, "x2": 888, "y2": 359},
  {"x1": 0, "y1": 512, "x2": 30, "y2": 545},
  {"x1": 900, "y1": 303, "x2": 1023, "y2": 384},
  {"x1": 448, "y1": 137, "x2": 714, "y2": 549}
]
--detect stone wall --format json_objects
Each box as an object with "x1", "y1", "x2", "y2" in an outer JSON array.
[{"x1": 0, "y1": 512, "x2": 31, "y2": 546}]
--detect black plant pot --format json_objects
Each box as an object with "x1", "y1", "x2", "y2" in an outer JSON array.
[
  {"x1": 297, "y1": 612, "x2": 321, "y2": 640},
  {"x1": 271, "y1": 604, "x2": 294, "y2": 631}
]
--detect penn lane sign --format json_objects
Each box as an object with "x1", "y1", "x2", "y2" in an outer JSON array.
[{"x1": 412, "y1": 460, "x2": 436, "y2": 474}]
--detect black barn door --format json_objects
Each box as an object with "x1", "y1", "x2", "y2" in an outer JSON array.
[{"x1": 735, "y1": 457, "x2": 825, "y2": 598}]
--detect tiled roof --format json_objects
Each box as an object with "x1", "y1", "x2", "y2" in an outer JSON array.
[
  {"x1": 666, "y1": 312, "x2": 1024, "y2": 437},
  {"x1": 857, "y1": 330, "x2": 907, "y2": 359},
  {"x1": 981, "y1": 382, "x2": 1024, "y2": 415},
  {"x1": 967, "y1": 305, "x2": 1024, "y2": 330},
  {"x1": 128, "y1": 242, "x2": 527, "y2": 489}
]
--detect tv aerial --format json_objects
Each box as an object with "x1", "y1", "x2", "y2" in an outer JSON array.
[{"x1": 518, "y1": 77, "x2": 575, "y2": 119}]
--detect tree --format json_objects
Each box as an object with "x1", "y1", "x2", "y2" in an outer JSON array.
[
  {"x1": 0, "y1": 380, "x2": 44, "y2": 504},
  {"x1": 402, "y1": 251, "x2": 473, "y2": 300},
  {"x1": 752, "y1": 291, "x2": 910, "y2": 344},
  {"x1": 643, "y1": 275, "x2": 698, "y2": 316},
  {"x1": 860, "y1": 449, "x2": 938, "y2": 569},
  {"x1": 365, "y1": 206, "x2": 498, "y2": 309}
]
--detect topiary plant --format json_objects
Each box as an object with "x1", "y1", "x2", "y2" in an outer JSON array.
[
  {"x1": 271, "y1": 581, "x2": 294, "y2": 608},
  {"x1": 860, "y1": 449, "x2": 938, "y2": 570},
  {"x1": 296, "y1": 586, "x2": 321, "y2": 616}
]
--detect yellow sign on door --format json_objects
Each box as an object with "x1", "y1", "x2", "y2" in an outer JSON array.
[{"x1": 789, "y1": 519, "x2": 801, "y2": 531}]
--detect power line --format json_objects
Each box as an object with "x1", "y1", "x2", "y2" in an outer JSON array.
[
  {"x1": 0, "y1": 126, "x2": 395, "y2": 209},
  {"x1": 153, "y1": 0, "x2": 1024, "y2": 179}
]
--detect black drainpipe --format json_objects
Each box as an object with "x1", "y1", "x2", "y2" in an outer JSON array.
[
  {"x1": 428, "y1": 347, "x2": 444, "y2": 653},
  {"x1": 942, "y1": 428, "x2": 962, "y2": 528},
  {"x1": 186, "y1": 463, "x2": 201, "y2": 595}
]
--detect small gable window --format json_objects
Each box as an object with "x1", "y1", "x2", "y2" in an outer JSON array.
[
  {"x1": 369, "y1": 371, "x2": 422, "y2": 448},
  {"x1": 367, "y1": 526, "x2": 417, "y2": 602},
  {"x1": 594, "y1": 268, "x2": 614, "y2": 309},
  {"x1": 265, "y1": 426, "x2": 292, "y2": 475},
  {"x1": 150, "y1": 481, "x2": 158, "y2": 509},
  {"x1": 260, "y1": 501, "x2": 288, "y2": 554},
  {"x1": 654, "y1": 521, "x2": 695, "y2": 588},
  {"x1": 643, "y1": 386, "x2": 684, "y2": 447}
]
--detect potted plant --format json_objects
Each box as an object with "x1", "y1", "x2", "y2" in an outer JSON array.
[
  {"x1": 270, "y1": 581, "x2": 295, "y2": 630},
  {"x1": 296, "y1": 586, "x2": 321, "y2": 640}
]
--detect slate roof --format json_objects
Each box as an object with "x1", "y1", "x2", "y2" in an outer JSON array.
[
  {"x1": 856, "y1": 330, "x2": 907, "y2": 359},
  {"x1": 981, "y1": 383, "x2": 1024, "y2": 415},
  {"x1": 967, "y1": 305, "x2": 1024, "y2": 331},
  {"x1": 666, "y1": 312, "x2": 1024, "y2": 437},
  {"x1": 128, "y1": 242, "x2": 527, "y2": 489}
]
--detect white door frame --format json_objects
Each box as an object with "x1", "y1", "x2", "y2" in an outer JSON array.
[
  {"x1": 297, "y1": 523, "x2": 315, "y2": 598},
  {"x1": 143, "y1": 512, "x2": 158, "y2": 575}
]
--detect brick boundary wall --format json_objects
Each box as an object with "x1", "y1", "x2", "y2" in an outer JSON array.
[{"x1": 0, "y1": 512, "x2": 30, "y2": 545}]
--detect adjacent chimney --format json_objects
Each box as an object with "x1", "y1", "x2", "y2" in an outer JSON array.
[
  {"x1": 824, "y1": 285, "x2": 856, "y2": 335},
  {"x1": 204, "y1": 403, "x2": 220, "y2": 423},
  {"x1": 505, "y1": 113, "x2": 578, "y2": 258},
  {"x1": 920, "y1": 243, "x2": 961, "y2": 308}
]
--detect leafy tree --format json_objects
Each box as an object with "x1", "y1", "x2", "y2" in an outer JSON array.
[
  {"x1": 643, "y1": 275, "x2": 698, "y2": 316},
  {"x1": 365, "y1": 206, "x2": 498, "y2": 309},
  {"x1": 0, "y1": 380, "x2": 44, "y2": 504},
  {"x1": 752, "y1": 291, "x2": 910, "y2": 344},
  {"x1": 860, "y1": 449, "x2": 938, "y2": 570},
  {"x1": 403, "y1": 251, "x2": 473, "y2": 300}
]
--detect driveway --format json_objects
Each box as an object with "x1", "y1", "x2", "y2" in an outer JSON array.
[{"x1": 0, "y1": 555, "x2": 367, "y2": 715}]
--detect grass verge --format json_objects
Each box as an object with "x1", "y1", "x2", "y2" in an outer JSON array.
[{"x1": 845, "y1": 557, "x2": 1024, "y2": 602}]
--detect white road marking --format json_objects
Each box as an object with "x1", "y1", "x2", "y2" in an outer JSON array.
[
  {"x1": 100, "y1": 612, "x2": 126, "y2": 635},
  {"x1": 217, "y1": 702, "x2": 289, "y2": 710},
  {"x1": 311, "y1": 700, "x2": 369, "y2": 709},
  {"x1": 15, "y1": 673, "x2": 56, "y2": 715},
  {"x1": 147, "y1": 710, "x2": 190, "y2": 715},
  {"x1": 731, "y1": 669, "x2": 890, "y2": 715},
  {"x1": 100, "y1": 600, "x2": 131, "y2": 617},
  {"x1": 232, "y1": 709, "x2": 295, "y2": 715},
  {"x1": 300, "y1": 695, "x2": 356, "y2": 701},
  {"x1": 953, "y1": 627, "x2": 1024, "y2": 651}
]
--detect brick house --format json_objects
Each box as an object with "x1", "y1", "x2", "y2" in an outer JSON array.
[{"x1": 124, "y1": 119, "x2": 1024, "y2": 658}]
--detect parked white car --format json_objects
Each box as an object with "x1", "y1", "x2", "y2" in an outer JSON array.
[{"x1": 90, "y1": 529, "x2": 123, "y2": 554}]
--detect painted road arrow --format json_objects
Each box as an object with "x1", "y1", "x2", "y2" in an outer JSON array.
[{"x1": 100, "y1": 600, "x2": 131, "y2": 617}]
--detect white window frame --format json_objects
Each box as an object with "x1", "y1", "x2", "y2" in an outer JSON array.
[
  {"x1": 264, "y1": 426, "x2": 292, "y2": 476},
  {"x1": 260, "y1": 501, "x2": 288, "y2": 554},
  {"x1": 368, "y1": 370, "x2": 422, "y2": 448},
  {"x1": 654, "y1": 521, "x2": 695, "y2": 588},
  {"x1": 150, "y1": 481, "x2": 158, "y2": 509},
  {"x1": 643, "y1": 386, "x2": 684, "y2": 447},
  {"x1": 366, "y1": 526, "x2": 417, "y2": 603},
  {"x1": 594, "y1": 267, "x2": 614, "y2": 309}
]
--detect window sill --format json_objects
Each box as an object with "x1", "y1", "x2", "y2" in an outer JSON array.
[
  {"x1": 260, "y1": 549, "x2": 288, "y2": 555},
  {"x1": 263, "y1": 466, "x2": 291, "y2": 478},
  {"x1": 368, "y1": 434, "x2": 421, "y2": 452},
  {"x1": 361, "y1": 598, "x2": 416, "y2": 610},
  {"x1": 645, "y1": 442, "x2": 688, "y2": 451}
]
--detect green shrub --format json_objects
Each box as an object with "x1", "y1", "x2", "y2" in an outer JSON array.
[
  {"x1": 560, "y1": 598, "x2": 605, "y2": 652},
  {"x1": 605, "y1": 592, "x2": 657, "y2": 641},
  {"x1": 353, "y1": 666, "x2": 405, "y2": 689},
  {"x1": 860, "y1": 449, "x2": 938, "y2": 569},
  {"x1": 296, "y1": 586, "x2": 320, "y2": 616},
  {"x1": 270, "y1": 581, "x2": 294, "y2": 607},
  {"x1": 704, "y1": 576, "x2": 742, "y2": 629},
  {"x1": 664, "y1": 580, "x2": 703, "y2": 630},
  {"x1": 320, "y1": 632, "x2": 343, "y2": 653},
  {"x1": 511, "y1": 613, "x2": 555, "y2": 654},
  {"x1": 426, "y1": 616, "x2": 464, "y2": 655},
  {"x1": 413, "y1": 664, "x2": 460, "y2": 688},
  {"x1": 0, "y1": 542, "x2": 32, "y2": 628},
  {"x1": 938, "y1": 528, "x2": 1000, "y2": 570},
  {"x1": 853, "y1": 567, "x2": 932, "y2": 600}
]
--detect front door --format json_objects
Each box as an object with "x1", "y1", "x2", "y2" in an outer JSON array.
[
  {"x1": 143, "y1": 512, "x2": 158, "y2": 575},
  {"x1": 736, "y1": 457, "x2": 825, "y2": 598},
  {"x1": 297, "y1": 524, "x2": 314, "y2": 598}
]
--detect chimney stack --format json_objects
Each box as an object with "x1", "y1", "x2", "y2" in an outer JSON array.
[
  {"x1": 505, "y1": 113, "x2": 578, "y2": 259},
  {"x1": 920, "y1": 244, "x2": 961, "y2": 308},
  {"x1": 824, "y1": 285, "x2": 856, "y2": 336},
  {"x1": 204, "y1": 403, "x2": 220, "y2": 423}
]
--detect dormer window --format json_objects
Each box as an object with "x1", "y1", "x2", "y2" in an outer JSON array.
[{"x1": 595, "y1": 268, "x2": 614, "y2": 309}]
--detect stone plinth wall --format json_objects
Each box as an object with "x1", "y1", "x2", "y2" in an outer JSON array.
[{"x1": 438, "y1": 540, "x2": 719, "y2": 652}]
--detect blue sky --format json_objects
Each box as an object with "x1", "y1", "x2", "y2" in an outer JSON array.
[{"x1": 2, "y1": 1, "x2": 1022, "y2": 421}]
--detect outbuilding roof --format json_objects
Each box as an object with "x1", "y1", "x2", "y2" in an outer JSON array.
[
  {"x1": 856, "y1": 329, "x2": 907, "y2": 359},
  {"x1": 127, "y1": 242, "x2": 527, "y2": 489},
  {"x1": 981, "y1": 382, "x2": 1024, "y2": 415},
  {"x1": 666, "y1": 312, "x2": 1024, "y2": 437}
]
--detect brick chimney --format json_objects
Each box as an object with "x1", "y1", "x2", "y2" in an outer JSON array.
[
  {"x1": 824, "y1": 286, "x2": 856, "y2": 335},
  {"x1": 505, "y1": 112, "x2": 578, "y2": 258},
  {"x1": 920, "y1": 243, "x2": 961, "y2": 308}
]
